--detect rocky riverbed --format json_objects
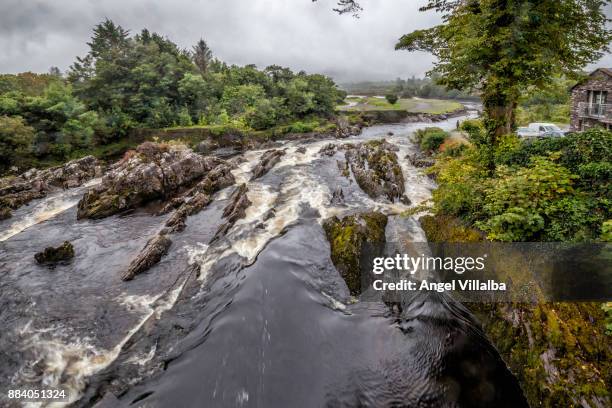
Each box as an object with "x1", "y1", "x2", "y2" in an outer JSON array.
[{"x1": 0, "y1": 110, "x2": 536, "y2": 408}]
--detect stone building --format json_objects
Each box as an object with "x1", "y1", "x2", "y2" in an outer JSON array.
[{"x1": 570, "y1": 68, "x2": 612, "y2": 131}]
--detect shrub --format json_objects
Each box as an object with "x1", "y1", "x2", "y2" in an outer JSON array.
[
  {"x1": 385, "y1": 94, "x2": 399, "y2": 105},
  {"x1": 288, "y1": 120, "x2": 317, "y2": 133},
  {"x1": 476, "y1": 156, "x2": 577, "y2": 241},
  {"x1": 415, "y1": 127, "x2": 449, "y2": 152}
]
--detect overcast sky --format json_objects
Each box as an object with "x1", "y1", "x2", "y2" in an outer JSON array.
[{"x1": 1, "y1": 0, "x2": 611, "y2": 83}]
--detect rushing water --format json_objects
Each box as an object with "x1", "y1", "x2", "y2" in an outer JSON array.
[{"x1": 0, "y1": 114, "x2": 528, "y2": 408}]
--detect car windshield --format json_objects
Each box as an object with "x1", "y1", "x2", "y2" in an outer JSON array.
[{"x1": 543, "y1": 125, "x2": 560, "y2": 131}]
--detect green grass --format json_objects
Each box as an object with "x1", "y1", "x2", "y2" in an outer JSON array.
[{"x1": 338, "y1": 96, "x2": 463, "y2": 114}]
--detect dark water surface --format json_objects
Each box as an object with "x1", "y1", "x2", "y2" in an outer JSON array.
[{"x1": 1, "y1": 114, "x2": 527, "y2": 407}]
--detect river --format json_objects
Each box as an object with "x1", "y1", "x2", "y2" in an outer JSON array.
[{"x1": 0, "y1": 113, "x2": 529, "y2": 408}]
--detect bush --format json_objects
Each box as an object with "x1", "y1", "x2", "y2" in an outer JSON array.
[
  {"x1": 415, "y1": 127, "x2": 449, "y2": 152},
  {"x1": 476, "y1": 156, "x2": 577, "y2": 241},
  {"x1": 385, "y1": 94, "x2": 399, "y2": 105},
  {"x1": 288, "y1": 120, "x2": 317, "y2": 133}
]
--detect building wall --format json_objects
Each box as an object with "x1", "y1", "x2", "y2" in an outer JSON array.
[{"x1": 569, "y1": 72, "x2": 612, "y2": 131}]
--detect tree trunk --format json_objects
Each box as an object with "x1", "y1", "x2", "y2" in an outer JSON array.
[{"x1": 482, "y1": 85, "x2": 519, "y2": 170}]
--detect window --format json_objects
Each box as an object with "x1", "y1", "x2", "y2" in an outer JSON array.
[{"x1": 587, "y1": 90, "x2": 608, "y2": 116}]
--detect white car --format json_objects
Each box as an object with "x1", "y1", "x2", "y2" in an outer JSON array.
[{"x1": 517, "y1": 123, "x2": 566, "y2": 138}]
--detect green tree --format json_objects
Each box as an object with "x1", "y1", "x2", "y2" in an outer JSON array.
[
  {"x1": 192, "y1": 39, "x2": 213, "y2": 76},
  {"x1": 0, "y1": 116, "x2": 34, "y2": 170},
  {"x1": 394, "y1": 0, "x2": 611, "y2": 152}
]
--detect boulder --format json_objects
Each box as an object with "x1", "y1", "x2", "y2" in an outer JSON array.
[
  {"x1": 322, "y1": 212, "x2": 387, "y2": 296},
  {"x1": 344, "y1": 140, "x2": 405, "y2": 202},
  {"x1": 122, "y1": 234, "x2": 172, "y2": 281},
  {"x1": 77, "y1": 143, "x2": 228, "y2": 219},
  {"x1": 35, "y1": 241, "x2": 75, "y2": 264},
  {"x1": 251, "y1": 149, "x2": 286, "y2": 180}
]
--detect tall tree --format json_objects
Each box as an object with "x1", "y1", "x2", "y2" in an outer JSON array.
[
  {"x1": 318, "y1": 0, "x2": 611, "y2": 150},
  {"x1": 192, "y1": 39, "x2": 214, "y2": 75},
  {"x1": 395, "y1": 0, "x2": 611, "y2": 147}
]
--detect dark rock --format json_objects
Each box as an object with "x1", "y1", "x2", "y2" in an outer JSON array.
[
  {"x1": 400, "y1": 195, "x2": 412, "y2": 205},
  {"x1": 387, "y1": 131, "x2": 394, "y2": 136},
  {"x1": 122, "y1": 234, "x2": 172, "y2": 281},
  {"x1": 35, "y1": 241, "x2": 75, "y2": 264},
  {"x1": 251, "y1": 149, "x2": 286, "y2": 180},
  {"x1": 213, "y1": 184, "x2": 252, "y2": 240},
  {"x1": 322, "y1": 212, "x2": 388, "y2": 296},
  {"x1": 0, "y1": 207, "x2": 11, "y2": 220},
  {"x1": 296, "y1": 146, "x2": 307, "y2": 154},
  {"x1": 330, "y1": 187, "x2": 345, "y2": 206},
  {"x1": 77, "y1": 143, "x2": 228, "y2": 219},
  {"x1": 344, "y1": 140, "x2": 405, "y2": 202}
]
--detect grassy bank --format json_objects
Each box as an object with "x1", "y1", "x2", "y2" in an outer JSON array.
[{"x1": 339, "y1": 96, "x2": 464, "y2": 114}]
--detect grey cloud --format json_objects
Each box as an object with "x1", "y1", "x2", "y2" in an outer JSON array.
[{"x1": 0, "y1": 0, "x2": 610, "y2": 82}]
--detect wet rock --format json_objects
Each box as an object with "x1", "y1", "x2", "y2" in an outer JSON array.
[
  {"x1": 122, "y1": 234, "x2": 172, "y2": 281},
  {"x1": 407, "y1": 152, "x2": 435, "y2": 168},
  {"x1": 157, "y1": 197, "x2": 186, "y2": 215},
  {"x1": 344, "y1": 140, "x2": 405, "y2": 202},
  {"x1": 213, "y1": 184, "x2": 252, "y2": 240},
  {"x1": 195, "y1": 162, "x2": 236, "y2": 195},
  {"x1": 195, "y1": 139, "x2": 220, "y2": 155},
  {"x1": 387, "y1": 131, "x2": 394, "y2": 136},
  {"x1": 400, "y1": 195, "x2": 412, "y2": 205},
  {"x1": 34, "y1": 241, "x2": 75, "y2": 264},
  {"x1": 322, "y1": 212, "x2": 387, "y2": 296},
  {"x1": 296, "y1": 146, "x2": 307, "y2": 154},
  {"x1": 77, "y1": 143, "x2": 227, "y2": 219},
  {"x1": 330, "y1": 187, "x2": 345, "y2": 206},
  {"x1": 162, "y1": 193, "x2": 212, "y2": 234},
  {"x1": 0, "y1": 155, "x2": 102, "y2": 217},
  {"x1": 251, "y1": 149, "x2": 286, "y2": 180},
  {"x1": 319, "y1": 143, "x2": 337, "y2": 157},
  {"x1": 0, "y1": 207, "x2": 11, "y2": 220}
]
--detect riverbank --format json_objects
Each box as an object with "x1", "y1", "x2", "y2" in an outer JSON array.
[{"x1": 410, "y1": 121, "x2": 612, "y2": 407}]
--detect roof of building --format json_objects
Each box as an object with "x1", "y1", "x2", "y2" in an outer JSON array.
[{"x1": 571, "y1": 68, "x2": 612, "y2": 90}]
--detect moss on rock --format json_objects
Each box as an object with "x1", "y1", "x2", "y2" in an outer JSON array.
[
  {"x1": 322, "y1": 212, "x2": 387, "y2": 296},
  {"x1": 420, "y1": 213, "x2": 612, "y2": 407}
]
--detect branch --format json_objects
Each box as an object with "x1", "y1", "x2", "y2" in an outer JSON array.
[{"x1": 312, "y1": 0, "x2": 363, "y2": 17}]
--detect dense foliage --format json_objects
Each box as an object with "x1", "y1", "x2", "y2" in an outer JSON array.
[
  {"x1": 0, "y1": 20, "x2": 344, "y2": 172},
  {"x1": 429, "y1": 124, "x2": 611, "y2": 242}
]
